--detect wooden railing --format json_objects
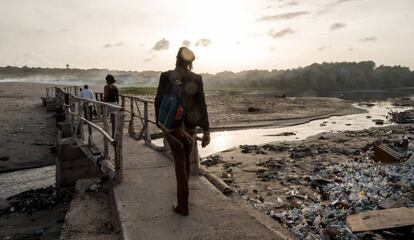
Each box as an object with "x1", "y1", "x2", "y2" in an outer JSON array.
[
  {"x1": 89, "y1": 91, "x2": 159, "y2": 149},
  {"x1": 120, "y1": 95, "x2": 157, "y2": 146},
  {"x1": 55, "y1": 87, "x2": 125, "y2": 184},
  {"x1": 45, "y1": 86, "x2": 56, "y2": 98},
  {"x1": 63, "y1": 86, "x2": 80, "y2": 96}
]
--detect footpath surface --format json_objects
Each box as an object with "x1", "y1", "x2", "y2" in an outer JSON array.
[{"x1": 112, "y1": 137, "x2": 290, "y2": 240}]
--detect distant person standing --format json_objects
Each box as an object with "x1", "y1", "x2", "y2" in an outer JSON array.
[
  {"x1": 103, "y1": 74, "x2": 119, "y2": 137},
  {"x1": 80, "y1": 85, "x2": 94, "y2": 120},
  {"x1": 155, "y1": 47, "x2": 210, "y2": 216}
]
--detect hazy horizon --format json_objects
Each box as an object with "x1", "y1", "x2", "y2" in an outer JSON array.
[{"x1": 1, "y1": 0, "x2": 414, "y2": 74}]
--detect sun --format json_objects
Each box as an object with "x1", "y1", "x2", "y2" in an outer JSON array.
[{"x1": 177, "y1": 0, "x2": 263, "y2": 72}]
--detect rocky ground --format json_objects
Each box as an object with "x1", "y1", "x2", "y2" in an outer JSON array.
[{"x1": 202, "y1": 123, "x2": 414, "y2": 240}]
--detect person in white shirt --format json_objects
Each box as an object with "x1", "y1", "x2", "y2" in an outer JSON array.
[{"x1": 80, "y1": 85, "x2": 94, "y2": 120}]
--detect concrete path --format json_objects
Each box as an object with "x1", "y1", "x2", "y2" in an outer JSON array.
[{"x1": 111, "y1": 136, "x2": 290, "y2": 240}]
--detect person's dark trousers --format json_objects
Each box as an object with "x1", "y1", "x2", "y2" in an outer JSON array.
[
  {"x1": 166, "y1": 128, "x2": 195, "y2": 214},
  {"x1": 84, "y1": 106, "x2": 93, "y2": 121}
]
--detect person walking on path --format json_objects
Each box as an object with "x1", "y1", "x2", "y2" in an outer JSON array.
[
  {"x1": 155, "y1": 47, "x2": 210, "y2": 216},
  {"x1": 80, "y1": 85, "x2": 94, "y2": 120},
  {"x1": 103, "y1": 74, "x2": 119, "y2": 137}
]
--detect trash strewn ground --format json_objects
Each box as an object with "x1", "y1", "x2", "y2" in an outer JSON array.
[
  {"x1": 0, "y1": 186, "x2": 74, "y2": 240},
  {"x1": 204, "y1": 124, "x2": 414, "y2": 240},
  {"x1": 388, "y1": 109, "x2": 414, "y2": 124}
]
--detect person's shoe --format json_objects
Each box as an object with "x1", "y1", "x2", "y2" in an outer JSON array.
[{"x1": 172, "y1": 203, "x2": 189, "y2": 216}]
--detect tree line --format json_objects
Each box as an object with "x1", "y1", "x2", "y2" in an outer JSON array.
[
  {"x1": 202, "y1": 61, "x2": 414, "y2": 93},
  {"x1": 1, "y1": 61, "x2": 413, "y2": 94}
]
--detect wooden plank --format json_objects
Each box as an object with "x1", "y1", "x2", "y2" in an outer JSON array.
[
  {"x1": 373, "y1": 144, "x2": 402, "y2": 164},
  {"x1": 347, "y1": 207, "x2": 414, "y2": 233}
]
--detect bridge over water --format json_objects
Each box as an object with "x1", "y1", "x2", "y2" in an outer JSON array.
[{"x1": 42, "y1": 86, "x2": 291, "y2": 240}]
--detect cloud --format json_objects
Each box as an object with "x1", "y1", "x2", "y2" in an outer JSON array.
[
  {"x1": 318, "y1": 0, "x2": 363, "y2": 14},
  {"x1": 182, "y1": 40, "x2": 191, "y2": 47},
  {"x1": 360, "y1": 36, "x2": 377, "y2": 42},
  {"x1": 196, "y1": 38, "x2": 212, "y2": 47},
  {"x1": 268, "y1": 28, "x2": 295, "y2": 38},
  {"x1": 330, "y1": 22, "x2": 346, "y2": 31},
  {"x1": 103, "y1": 42, "x2": 124, "y2": 48},
  {"x1": 318, "y1": 46, "x2": 327, "y2": 51},
  {"x1": 278, "y1": 1, "x2": 298, "y2": 8},
  {"x1": 152, "y1": 38, "x2": 169, "y2": 51},
  {"x1": 257, "y1": 11, "x2": 309, "y2": 21}
]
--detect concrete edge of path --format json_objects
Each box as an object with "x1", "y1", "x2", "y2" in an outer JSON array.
[{"x1": 110, "y1": 172, "x2": 296, "y2": 240}]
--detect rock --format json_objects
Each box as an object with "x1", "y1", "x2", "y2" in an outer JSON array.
[
  {"x1": 378, "y1": 199, "x2": 398, "y2": 209},
  {"x1": 388, "y1": 109, "x2": 414, "y2": 124},
  {"x1": 372, "y1": 119, "x2": 384, "y2": 125},
  {"x1": 267, "y1": 132, "x2": 296, "y2": 137},
  {"x1": 201, "y1": 155, "x2": 223, "y2": 166},
  {"x1": 247, "y1": 106, "x2": 261, "y2": 112},
  {"x1": 320, "y1": 227, "x2": 340, "y2": 240},
  {"x1": 86, "y1": 183, "x2": 100, "y2": 192},
  {"x1": 34, "y1": 228, "x2": 45, "y2": 236},
  {"x1": 405, "y1": 153, "x2": 414, "y2": 166}
]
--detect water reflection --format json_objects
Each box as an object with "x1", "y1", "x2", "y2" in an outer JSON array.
[{"x1": 154, "y1": 102, "x2": 411, "y2": 158}]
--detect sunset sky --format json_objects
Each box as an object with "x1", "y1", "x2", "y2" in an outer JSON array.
[{"x1": 0, "y1": 0, "x2": 413, "y2": 73}]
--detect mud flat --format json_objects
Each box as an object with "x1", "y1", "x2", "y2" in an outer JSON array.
[{"x1": 0, "y1": 82, "x2": 56, "y2": 173}]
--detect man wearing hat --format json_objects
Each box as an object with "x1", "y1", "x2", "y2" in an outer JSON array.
[{"x1": 155, "y1": 47, "x2": 210, "y2": 216}]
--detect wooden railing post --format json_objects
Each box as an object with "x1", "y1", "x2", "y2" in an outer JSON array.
[
  {"x1": 128, "y1": 97, "x2": 134, "y2": 135},
  {"x1": 78, "y1": 101, "x2": 84, "y2": 141},
  {"x1": 102, "y1": 106, "x2": 109, "y2": 160},
  {"x1": 115, "y1": 109, "x2": 124, "y2": 184},
  {"x1": 144, "y1": 102, "x2": 151, "y2": 143},
  {"x1": 121, "y1": 96, "x2": 125, "y2": 108}
]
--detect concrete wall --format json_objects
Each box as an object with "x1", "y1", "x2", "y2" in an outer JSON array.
[{"x1": 56, "y1": 134, "x2": 102, "y2": 187}]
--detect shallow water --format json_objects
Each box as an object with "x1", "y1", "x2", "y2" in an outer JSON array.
[
  {"x1": 1, "y1": 102, "x2": 410, "y2": 198},
  {"x1": 0, "y1": 166, "x2": 55, "y2": 199},
  {"x1": 154, "y1": 102, "x2": 411, "y2": 158}
]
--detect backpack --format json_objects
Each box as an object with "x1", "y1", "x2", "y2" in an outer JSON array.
[{"x1": 157, "y1": 70, "x2": 185, "y2": 132}]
